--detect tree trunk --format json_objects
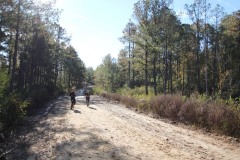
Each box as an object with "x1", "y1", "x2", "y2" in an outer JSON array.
[
  {"x1": 128, "y1": 32, "x2": 131, "y2": 87},
  {"x1": 8, "y1": 34, "x2": 13, "y2": 75},
  {"x1": 132, "y1": 43, "x2": 135, "y2": 87},
  {"x1": 153, "y1": 53, "x2": 157, "y2": 96},
  {"x1": 10, "y1": 0, "x2": 21, "y2": 92},
  {"x1": 169, "y1": 51, "x2": 173, "y2": 94},
  {"x1": 182, "y1": 62, "x2": 185, "y2": 95},
  {"x1": 145, "y1": 50, "x2": 148, "y2": 95},
  {"x1": 196, "y1": 20, "x2": 201, "y2": 94}
]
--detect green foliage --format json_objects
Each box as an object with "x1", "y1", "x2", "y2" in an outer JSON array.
[
  {"x1": 0, "y1": 72, "x2": 8, "y2": 97},
  {"x1": 0, "y1": 93, "x2": 30, "y2": 130},
  {"x1": 28, "y1": 85, "x2": 50, "y2": 107},
  {"x1": 94, "y1": 54, "x2": 120, "y2": 92},
  {"x1": 86, "y1": 67, "x2": 94, "y2": 85},
  {"x1": 93, "y1": 85, "x2": 104, "y2": 95},
  {"x1": 117, "y1": 86, "x2": 155, "y2": 98},
  {"x1": 28, "y1": 84, "x2": 65, "y2": 107}
]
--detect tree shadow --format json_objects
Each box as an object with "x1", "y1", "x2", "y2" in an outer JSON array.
[
  {"x1": 6, "y1": 120, "x2": 129, "y2": 160},
  {"x1": 5, "y1": 95, "x2": 134, "y2": 159},
  {"x1": 51, "y1": 131, "x2": 128, "y2": 160}
]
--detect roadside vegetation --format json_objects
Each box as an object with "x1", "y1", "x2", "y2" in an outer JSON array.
[
  {"x1": 0, "y1": 1, "x2": 89, "y2": 158},
  {"x1": 95, "y1": 86, "x2": 240, "y2": 138}
]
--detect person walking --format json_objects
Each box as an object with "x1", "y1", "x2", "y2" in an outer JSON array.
[
  {"x1": 69, "y1": 89, "x2": 76, "y2": 109},
  {"x1": 85, "y1": 91, "x2": 90, "y2": 107}
]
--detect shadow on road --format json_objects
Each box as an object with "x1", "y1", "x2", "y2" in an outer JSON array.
[
  {"x1": 88, "y1": 106, "x2": 97, "y2": 110},
  {"x1": 53, "y1": 131, "x2": 127, "y2": 159},
  {"x1": 74, "y1": 109, "x2": 81, "y2": 114},
  {"x1": 6, "y1": 93, "x2": 129, "y2": 159}
]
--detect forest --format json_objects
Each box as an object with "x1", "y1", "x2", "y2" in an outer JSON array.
[
  {"x1": 95, "y1": 0, "x2": 240, "y2": 98},
  {"x1": 0, "y1": 0, "x2": 239, "y2": 158}
]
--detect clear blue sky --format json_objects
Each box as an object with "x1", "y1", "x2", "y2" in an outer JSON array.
[{"x1": 42, "y1": 0, "x2": 239, "y2": 69}]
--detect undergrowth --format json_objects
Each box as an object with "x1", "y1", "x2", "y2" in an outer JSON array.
[{"x1": 97, "y1": 87, "x2": 240, "y2": 138}]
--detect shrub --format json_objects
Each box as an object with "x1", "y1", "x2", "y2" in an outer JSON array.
[
  {"x1": 207, "y1": 102, "x2": 226, "y2": 131},
  {"x1": 164, "y1": 95, "x2": 184, "y2": 120},
  {"x1": 194, "y1": 103, "x2": 209, "y2": 128},
  {"x1": 117, "y1": 86, "x2": 154, "y2": 97},
  {"x1": 29, "y1": 85, "x2": 50, "y2": 107},
  {"x1": 110, "y1": 93, "x2": 121, "y2": 102},
  {"x1": 207, "y1": 103, "x2": 240, "y2": 136},
  {"x1": 120, "y1": 96, "x2": 137, "y2": 108},
  {"x1": 100, "y1": 92, "x2": 107, "y2": 98},
  {"x1": 150, "y1": 95, "x2": 170, "y2": 117},
  {"x1": 0, "y1": 93, "x2": 29, "y2": 130},
  {"x1": 178, "y1": 99, "x2": 199, "y2": 124},
  {"x1": 100, "y1": 92, "x2": 138, "y2": 108},
  {"x1": 149, "y1": 94, "x2": 184, "y2": 120},
  {"x1": 0, "y1": 69, "x2": 9, "y2": 98},
  {"x1": 98, "y1": 87, "x2": 240, "y2": 138},
  {"x1": 137, "y1": 99, "x2": 149, "y2": 112},
  {"x1": 28, "y1": 84, "x2": 64, "y2": 108},
  {"x1": 93, "y1": 86, "x2": 104, "y2": 95}
]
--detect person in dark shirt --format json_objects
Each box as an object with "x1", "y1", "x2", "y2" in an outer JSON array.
[
  {"x1": 69, "y1": 89, "x2": 76, "y2": 109},
  {"x1": 85, "y1": 91, "x2": 90, "y2": 106}
]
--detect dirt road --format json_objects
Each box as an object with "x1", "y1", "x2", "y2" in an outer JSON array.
[{"x1": 7, "y1": 92, "x2": 240, "y2": 160}]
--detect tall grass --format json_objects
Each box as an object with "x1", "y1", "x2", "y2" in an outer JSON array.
[{"x1": 99, "y1": 87, "x2": 240, "y2": 138}]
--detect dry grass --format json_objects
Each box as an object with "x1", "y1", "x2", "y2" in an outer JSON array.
[
  {"x1": 150, "y1": 94, "x2": 184, "y2": 120},
  {"x1": 100, "y1": 92, "x2": 240, "y2": 137}
]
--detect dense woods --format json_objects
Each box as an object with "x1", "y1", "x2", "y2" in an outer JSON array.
[
  {"x1": 95, "y1": 0, "x2": 240, "y2": 99},
  {"x1": 0, "y1": 0, "x2": 86, "y2": 153}
]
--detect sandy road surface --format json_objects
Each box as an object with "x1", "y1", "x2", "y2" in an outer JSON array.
[{"x1": 6, "y1": 92, "x2": 240, "y2": 160}]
